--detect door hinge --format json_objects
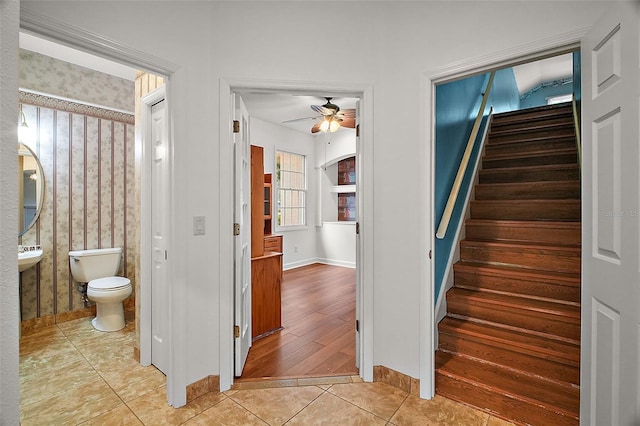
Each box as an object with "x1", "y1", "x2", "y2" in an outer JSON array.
[
  {"x1": 234, "y1": 325, "x2": 240, "y2": 338},
  {"x1": 233, "y1": 120, "x2": 240, "y2": 133},
  {"x1": 356, "y1": 124, "x2": 360, "y2": 138},
  {"x1": 428, "y1": 249, "x2": 432, "y2": 260},
  {"x1": 165, "y1": 250, "x2": 168, "y2": 260},
  {"x1": 233, "y1": 223, "x2": 240, "y2": 236},
  {"x1": 355, "y1": 319, "x2": 359, "y2": 333},
  {"x1": 355, "y1": 222, "x2": 360, "y2": 235}
]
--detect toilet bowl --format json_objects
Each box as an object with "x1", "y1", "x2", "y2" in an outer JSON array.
[
  {"x1": 87, "y1": 276, "x2": 132, "y2": 331},
  {"x1": 68, "y1": 247, "x2": 132, "y2": 332}
]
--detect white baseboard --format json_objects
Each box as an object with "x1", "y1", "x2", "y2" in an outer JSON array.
[
  {"x1": 283, "y1": 258, "x2": 317, "y2": 271},
  {"x1": 283, "y1": 257, "x2": 356, "y2": 271},
  {"x1": 316, "y1": 258, "x2": 356, "y2": 269}
]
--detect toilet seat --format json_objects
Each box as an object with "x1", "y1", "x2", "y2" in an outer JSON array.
[{"x1": 88, "y1": 276, "x2": 131, "y2": 292}]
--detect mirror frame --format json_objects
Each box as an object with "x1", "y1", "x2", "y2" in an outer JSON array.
[{"x1": 18, "y1": 143, "x2": 45, "y2": 237}]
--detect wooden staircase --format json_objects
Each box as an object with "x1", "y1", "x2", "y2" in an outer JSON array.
[{"x1": 435, "y1": 102, "x2": 581, "y2": 425}]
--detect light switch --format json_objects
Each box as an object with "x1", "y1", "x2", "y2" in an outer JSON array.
[{"x1": 193, "y1": 216, "x2": 205, "y2": 235}]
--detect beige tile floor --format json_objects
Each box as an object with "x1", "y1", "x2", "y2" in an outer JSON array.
[{"x1": 20, "y1": 315, "x2": 515, "y2": 425}]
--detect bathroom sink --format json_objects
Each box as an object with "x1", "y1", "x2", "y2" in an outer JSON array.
[{"x1": 18, "y1": 249, "x2": 43, "y2": 272}]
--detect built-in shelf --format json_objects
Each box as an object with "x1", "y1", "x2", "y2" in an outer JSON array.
[{"x1": 330, "y1": 184, "x2": 356, "y2": 193}]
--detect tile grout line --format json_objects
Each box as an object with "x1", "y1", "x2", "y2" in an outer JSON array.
[
  {"x1": 57, "y1": 321, "x2": 147, "y2": 426},
  {"x1": 325, "y1": 385, "x2": 401, "y2": 424}
]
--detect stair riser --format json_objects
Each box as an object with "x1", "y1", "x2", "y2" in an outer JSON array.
[
  {"x1": 470, "y1": 201, "x2": 581, "y2": 221},
  {"x1": 453, "y1": 270, "x2": 580, "y2": 304},
  {"x1": 479, "y1": 168, "x2": 579, "y2": 184},
  {"x1": 490, "y1": 116, "x2": 574, "y2": 134},
  {"x1": 460, "y1": 244, "x2": 580, "y2": 273},
  {"x1": 435, "y1": 374, "x2": 579, "y2": 426},
  {"x1": 492, "y1": 107, "x2": 573, "y2": 126},
  {"x1": 475, "y1": 183, "x2": 580, "y2": 200},
  {"x1": 464, "y1": 222, "x2": 581, "y2": 245},
  {"x1": 438, "y1": 333, "x2": 580, "y2": 386},
  {"x1": 489, "y1": 128, "x2": 575, "y2": 145},
  {"x1": 446, "y1": 300, "x2": 580, "y2": 342},
  {"x1": 485, "y1": 138, "x2": 576, "y2": 156},
  {"x1": 483, "y1": 152, "x2": 577, "y2": 169}
]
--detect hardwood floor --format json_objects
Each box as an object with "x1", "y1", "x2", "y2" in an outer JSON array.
[{"x1": 239, "y1": 263, "x2": 357, "y2": 380}]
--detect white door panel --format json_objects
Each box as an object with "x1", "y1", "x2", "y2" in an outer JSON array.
[
  {"x1": 581, "y1": 3, "x2": 639, "y2": 424},
  {"x1": 151, "y1": 99, "x2": 169, "y2": 375},
  {"x1": 234, "y1": 93, "x2": 252, "y2": 376}
]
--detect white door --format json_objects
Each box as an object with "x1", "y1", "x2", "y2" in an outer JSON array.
[
  {"x1": 581, "y1": 3, "x2": 639, "y2": 424},
  {"x1": 151, "y1": 99, "x2": 169, "y2": 375},
  {"x1": 234, "y1": 93, "x2": 252, "y2": 376},
  {"x1": 355, "y1": 100, "x2": 361, "y2": 369}
]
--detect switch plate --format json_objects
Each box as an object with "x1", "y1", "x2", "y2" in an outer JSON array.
[{"x1": 193, "y1": 216, "x2": 205, "y2": 235}]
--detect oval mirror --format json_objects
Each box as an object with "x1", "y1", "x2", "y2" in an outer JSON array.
[{"x1": 18, "y1": 143, "x2": 45, "y2": 237}]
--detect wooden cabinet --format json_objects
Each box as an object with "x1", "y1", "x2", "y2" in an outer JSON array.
[
  {"x1": 264, "y1": 174, "x2": 273, "y2": 235},
  {"x1": 250, "y1": 146, "x2": 284, "y2": 341},
  {"x1": 251, "y1": 252, "x2": 282, "y2": 339},
  {"x1": 264, "y1": 234, "x2": 282, "y2": 253},
  {"x1": 251, "y1": 146, "x2": 265, "y2": 258}
]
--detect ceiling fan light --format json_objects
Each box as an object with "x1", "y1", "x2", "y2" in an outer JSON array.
[{"x1": 320, "y1": 117, "x2": 340, "y2": 133}]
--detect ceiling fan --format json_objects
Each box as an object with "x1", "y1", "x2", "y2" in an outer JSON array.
[{"x1": 285, "y1": 97, "x2": 356, "y2": 133}]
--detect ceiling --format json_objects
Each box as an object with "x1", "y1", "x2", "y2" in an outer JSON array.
[{"x1": 19, "y1": 32, "x2": 573, "y2": 134}]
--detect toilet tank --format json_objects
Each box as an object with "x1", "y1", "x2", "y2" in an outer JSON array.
[{"x1": 68, "y1": 247, "x2": 122, "y2": 283}]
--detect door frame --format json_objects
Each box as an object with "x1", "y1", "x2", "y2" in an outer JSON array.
[
  {"x1": 218, "y1": 78, "x2": 374, "y2": 390},
  {"x1": 139, "y1": 86, "x2": 166, "y2": 368},
  {"x1": 421, "y1": 27, "x2": 588, "y2": 399},
  {"x1": 19, "y1": 8, "x2": 184, "y2": 405}
]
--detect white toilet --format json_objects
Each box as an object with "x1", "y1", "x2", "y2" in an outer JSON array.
[{"x1": 68, "y1": 247, "x2": 132, "y2": 332}]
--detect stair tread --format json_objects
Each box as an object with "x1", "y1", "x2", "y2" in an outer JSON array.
[
  {"x1": 465, "y1": 218, "x2": 581, "y2": 230},
  {"x1": 490, "y1": 122, "x2": 575, "y2": 137},
  {"x1": 476, "y1": 180, "x2": 580, "y2": 190},
  {"x1": 448, "y1": 287, "x2": 581, "y2": 319},
  {"x1": 487, "y1": 133, "x2": 576, "y2": 146},
  {"x1": 454, "y1": 260, "x2": 580, "y2": 284},
  {"x1": 439, "y1": 317, "x2": 580, "y2": 363},
  {"x1": 436, "y1": 353, "x2": 579, "y2": 416},
  {"x1": 461, "y1": 238, "x2": 581, "y2": 253},
  {"x1": 480, "y1": 163, "x2": 579, "y2": 174},
  {"x1": 492, "y1": 103, "x2": 572, "y2": 119},
  {"x1": 483, "y1": 146, "x2": 577, "y2": 162}
]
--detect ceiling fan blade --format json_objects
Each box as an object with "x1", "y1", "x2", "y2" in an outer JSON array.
[
  {"x1": 282, "y1": 115, "x2": 320, "y2": 123},
  {"x1": 311, "y1": 105, "x2": 335, "y2": 116},
  {"x1": 311, "y1": 122, "x2": 322, "y2": 133},
  {"x1": 338, "y1": 109, "x2": 356, "y2": 119},
  {"x1": 339, "y1": 117, "x2": 356, "y2": 129}
]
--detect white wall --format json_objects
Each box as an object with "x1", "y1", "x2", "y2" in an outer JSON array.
[
  {"x1": 249, "y1": 117, "x2": 317, "y2": 269},
  {"x1": 1, "y1": 1, "x2": 610, "y2": 411}
]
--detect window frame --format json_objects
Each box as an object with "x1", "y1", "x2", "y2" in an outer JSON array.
[{"x1": 275, "y1": 149, "x2": 308, "y2": 231}]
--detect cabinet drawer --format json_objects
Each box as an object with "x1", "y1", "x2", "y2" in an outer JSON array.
[{"x1": 264, "y1": 235, "x2": 282, "y2": 253}]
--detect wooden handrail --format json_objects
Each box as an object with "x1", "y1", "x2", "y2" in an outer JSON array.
[
  {"x1": 436, "y1": 71, "x2": 495, "y2": 240},
  {"x1": 572, "y1": 95, "x2": 582, "y2": 170}
]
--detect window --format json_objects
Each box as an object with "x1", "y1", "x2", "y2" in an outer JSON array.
[{"x1": 276, "y1": 150, "x2": 306, "y2": 227}]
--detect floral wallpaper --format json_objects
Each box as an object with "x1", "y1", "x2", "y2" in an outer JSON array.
[
  {"x1": 18, "y1": 52, "x2": 136, "y2": 321},
  {"x1": 19, "y1": 49, "x2": 134, "y2": 113}
]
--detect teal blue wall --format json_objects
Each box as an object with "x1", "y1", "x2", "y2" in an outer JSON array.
[
  {"x1": 520, "y1": 80, "x2": 573, "y2": 109},
  {"x1": 434, "y1": 68, "x2": 519, "y2": 303}
]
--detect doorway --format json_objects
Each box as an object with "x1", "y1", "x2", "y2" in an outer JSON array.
[
  {"x1": 235, "y1": 91, "x2": 359, "y2": 380},
  {"x1": 16, "y1": 26, "x2": 178, "y2": 403},
  {"x1": 219, "y1": 81, "x2": 374, "y2": 390}
]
